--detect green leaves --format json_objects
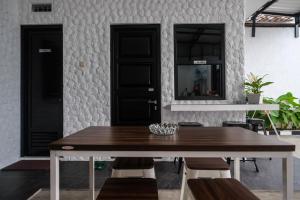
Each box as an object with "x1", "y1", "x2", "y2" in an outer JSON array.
[
  {"x1": 248, "y1": 92, "x2": 300, "y2": 129},
  {"x1": 260, "y1": 82, "x2": 274, "y2": 88},
  {"x1": 244, "y1": 74, "x2": 299, "y2": 129},
  {"x1": 244, "y1": 73, "x2": 273, "y2": 94}
]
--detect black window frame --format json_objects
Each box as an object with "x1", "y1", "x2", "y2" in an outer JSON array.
[{"x1": 174, "y1": 24, "x2": 226, "y2": 100}]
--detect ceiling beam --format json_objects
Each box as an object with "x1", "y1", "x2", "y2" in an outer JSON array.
[
  {"x1": 249, "y1": 0, "x2": 300, "y2": 38},
  {"x1": 261, "y1": 11, "x2": 296, "y2": 17},
  {"x1": 245, "y1": 23, "x2": 294, "y2": 28},
  {"x1": 251, "y1": 0, "x2": 279, "y2": 37},
  {"x1": 295, "y1": 16, "x2": 299, "y2": 38}
]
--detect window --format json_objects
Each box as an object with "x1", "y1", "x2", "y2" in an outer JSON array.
[{"x1": 174, "y1": 24, "x2": 225, "y2": 100}]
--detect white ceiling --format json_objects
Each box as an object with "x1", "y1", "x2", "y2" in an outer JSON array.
[
  {"x1": 245, "y1": 0, "x2": 269, "y2": 19},
  {"x1": 267, "y1": 0, "x2": 300, "y2": 14},
  {"x1": 245, "y1": 0, "x2": 300, "y2": 19}
]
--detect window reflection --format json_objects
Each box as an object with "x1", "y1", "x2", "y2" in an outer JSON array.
[{"x1": 178, "y1": 65, "x2": 221, "y2": 97}]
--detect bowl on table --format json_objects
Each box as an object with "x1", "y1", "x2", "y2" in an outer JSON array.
[{"x1": 149, "y1": 123, "x2": 178, "y2": 136}]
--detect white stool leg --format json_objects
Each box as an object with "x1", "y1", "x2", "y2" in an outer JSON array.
[
  {"x1": 194, "y1": 170, "x2": 220, "y2": 178},
  {"x1": 143, "y1": 167, "x2": 156, "y2": 179},
  {"x1": 234, "y1": 158, "x2": 240, "y2": 181},
  {"x1": 112, "y1": 169, "x2": 155, "y2": 178},
  {"x1": 180, "y1": 166, "x2": 187, "y2": 200},
  {"x1": 111, "y1": 169, "x2": 120, "y2": 178},
  {"x1": 186, "y1": 184, "x2": 196, "y2": 200},
  {"x1": 111, "y1": 169, "x2": 138, "y2": 178},
  {"x1": 220, "y1": 170, "x2": 231, "y2": 178}
]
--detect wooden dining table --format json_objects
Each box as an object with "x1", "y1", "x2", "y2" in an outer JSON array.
[{"x1": 49, "y1": 126, "x2": 295, "y2": 200}]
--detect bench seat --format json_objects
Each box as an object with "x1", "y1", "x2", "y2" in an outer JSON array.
[
  {"x1": 97, "y1": 178, "x2": 158, "y2": 200},
  {"x1": 187, "y1": 178, "x2": 260, "y2": 200},
  {"x1": 185, "y1": 158, "x2": 230, "y2": 170}
]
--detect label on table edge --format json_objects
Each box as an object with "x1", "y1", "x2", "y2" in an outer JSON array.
[{"x1": 61, "y1": 146, "x2": 74, "y2": 150}]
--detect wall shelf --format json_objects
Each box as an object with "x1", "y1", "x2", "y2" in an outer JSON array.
[{"x1": 170, "y1": 104, "x2": 279, "y2": 112}]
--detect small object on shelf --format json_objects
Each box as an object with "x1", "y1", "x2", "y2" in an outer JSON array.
[
  {"x1": 95, "y1": 161, "x2": 106, "y2": 170},
  {"x1": 149, "y1": 123, "x2": 178, "y2": 136}
]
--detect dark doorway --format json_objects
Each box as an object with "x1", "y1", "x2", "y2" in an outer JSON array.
[
  {"x1": 111, "y1": 25, "x2": 161, "y2": 125},
  {"x1": 21, "y1": 25, "x2": 63, "y2": 156}
]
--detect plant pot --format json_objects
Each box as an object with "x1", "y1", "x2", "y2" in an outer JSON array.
[{"x1": 247, "y1": 93, "x2": 261, "y2": 104}]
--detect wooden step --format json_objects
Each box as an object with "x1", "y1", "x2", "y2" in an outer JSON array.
[
  {"x1": 185, "y1": 158, "x2": 230, "y2": 170},
  {"x1": 188, "y1": 178, "x2": 260, "y2": 200},
  {"x1": 97, "y1": 178, "x2": 158, "y2": 200},
  {"x1": 112, "y1": 157, "x2": 154, "y2": 170}
]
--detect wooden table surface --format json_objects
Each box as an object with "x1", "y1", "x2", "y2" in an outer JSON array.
[{"x1": 49, "y1": 126, "x2": 295, "y2": 152}]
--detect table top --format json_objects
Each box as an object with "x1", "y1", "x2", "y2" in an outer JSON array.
[{"x1": 49, "y1": 126, "x2": 295, "y2": 152}]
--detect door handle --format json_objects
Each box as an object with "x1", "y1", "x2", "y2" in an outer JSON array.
[
  {"x1": 39, "y1": 49, "x2": 52, "y2": 53},
  {"x1": 148, "y1": 100, "x2": 157, "y2": 104}
]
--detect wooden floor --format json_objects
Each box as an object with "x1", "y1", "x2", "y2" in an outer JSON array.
[{"x1": 1, "y1": 159, "x2": 300, "y2": 200}]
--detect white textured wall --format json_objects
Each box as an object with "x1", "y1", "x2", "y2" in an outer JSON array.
[
  {"x1": 0, "y1": 0, "x2": 20, "y2": 169},
  {"x1": 245, "y1": 27, "x2": 300, "y2": 98},
  {"x1": 0, "y1": 0, "x2": 246, "y2": 166},
  {"x1": 18, "y1": 0, "x2": 245, "y2": 135}
]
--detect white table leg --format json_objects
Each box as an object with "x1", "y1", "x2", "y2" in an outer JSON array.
[
  {"x1": 89, "y1": 156, "x2": 95, "y2": 200},
  {"x1": 265, "y1": 110, "x2": 280, "y2": 139},
  {"x1": 50, "y1": 151, "x2": 59, "y2": 200},
  {"x1": 283, "y1": 154, "x2": 294, "y2": 200},
  {"x1": 180, "y1": 166, "x2": 187, "y2": 200},
  {"x1": 234, "y1": 158, "x2": 240, "y2": 181}
]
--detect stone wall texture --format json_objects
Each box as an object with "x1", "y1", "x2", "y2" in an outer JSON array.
[
  {"x1": 1, "y1": 0, "x2": 245, "y2": 167},
  {"x1": 20, "y1": 0, "x2": 246, "y2": 135},
  {"x1": 0, "y1": 0, "x2": 20, "y2": 168}
]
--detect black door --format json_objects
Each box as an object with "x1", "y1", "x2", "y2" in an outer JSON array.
[
  {"x1": 111, "y1": 25, "x2": 161, "y2": 125},
  {"x1": 21, "y1": 25, "x2": 63, "y2": 156}
]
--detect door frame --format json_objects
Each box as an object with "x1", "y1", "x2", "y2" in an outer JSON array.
[
  {"x1": 21, "y1": 24, "x2": 63, "y2": 156},
  {"x1": 110, "y1": 24, "x2": 161, "y2": 126}
]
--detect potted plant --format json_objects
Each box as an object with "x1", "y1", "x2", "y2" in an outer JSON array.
[
  {"x1": 264, "y1": 92, "x2": 300, "y2": 130},
  {"x1": 244, "y1": 73, "x2": 273, "y2": 104},
  {"x1": 247, "y1": 92, "x2": 300, "y2": 135}
]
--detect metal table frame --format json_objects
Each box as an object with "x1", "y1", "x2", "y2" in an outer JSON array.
[{"x1": 50, "y1": 150, "x2": 294, "y2": 200}]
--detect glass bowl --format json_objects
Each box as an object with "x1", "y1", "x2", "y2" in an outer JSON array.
[{"x1": 149, "y1": 123, "x2": 178, "y2": 136}]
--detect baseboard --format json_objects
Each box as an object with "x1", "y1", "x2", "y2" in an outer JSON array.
[{"x1": 20, "y1": 157, "x2": 50, "y2": 160}]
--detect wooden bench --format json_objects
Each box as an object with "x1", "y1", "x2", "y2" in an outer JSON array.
[
  {"x1": 111, "y1": 157, "x2": 155, "y2": 178},
  {"x1": 180, "y1": 158, "x2": 231, "y2": 200},
  {"x1": 185, "y1": 158, "x2": 230, "y2": 170},
  {"x1": 97, "y1": 178, "x2": 158, "y2": 200},
  {"x1": 187, "y1": 178, "x2": 260, "y2": 200}
]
